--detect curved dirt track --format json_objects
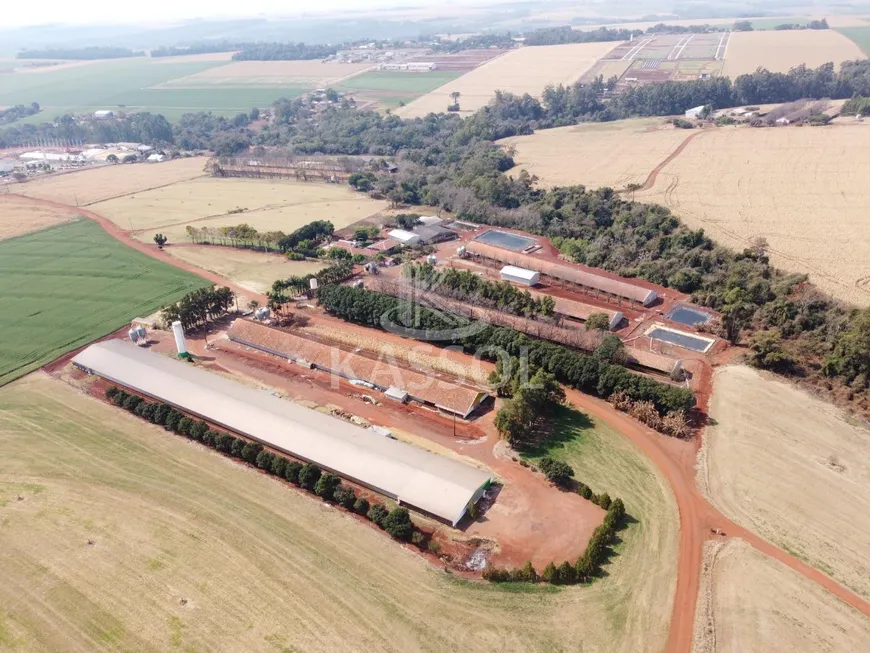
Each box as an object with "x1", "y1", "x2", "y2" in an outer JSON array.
[
  {"x1": 640, "y1": 129, "x2": 707, "y2": 192},
  {"x1": 12, "y1": 191, "x2": 870, "y2": 652}
]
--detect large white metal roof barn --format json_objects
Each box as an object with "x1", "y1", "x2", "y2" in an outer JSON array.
[{"x1": 73, "y1": 340, "x2": 491, "y2": 525}]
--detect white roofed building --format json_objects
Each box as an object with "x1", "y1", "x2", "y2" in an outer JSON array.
[
  {"x1": 388, "y1": 229, "x2": 421, "y2": 246},
  {"x1": 72, "y1": 340, "x2": 491, "y2": 526},
  {"x1": 500, "y1": 265, "x2": 540, "y2": 287}
]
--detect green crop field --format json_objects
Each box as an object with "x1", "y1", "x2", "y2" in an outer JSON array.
[
  {"x1": 0, "y1": 219, "x2": 207, "y2": 385},
  {"x1": 336, "y1": 71, "x2": 463, "y2": 94},
  {"x1": 0, "y1": 58, "x2": 309, "y2": 123},
  {"x1": 837, "y1": 26, "x2": 870, "y2": 55}
]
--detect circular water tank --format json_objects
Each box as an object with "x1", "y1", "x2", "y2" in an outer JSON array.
[
  {"x1": 134, "y1": 325, "x2": 147, "y2": 340},
  {"x1": 309, "y1": 278, "x2": 319, "y2": 290},
  {"x1": 427, "y1": 254, "x2": 437, "y2": 264},
  {"x1": 128, "y1": 328, "x2": 138, "y2": 342}
]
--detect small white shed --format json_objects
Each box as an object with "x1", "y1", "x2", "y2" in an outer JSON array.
[
  {"x1": 500, "y1": 265, "x2": 540, "y2": 287},
  {"x1": 684, "y1": 105, "x2": 705, "y2": 119},
  {"x1": 385, "y1": 386, "x2": 409, "y2": 403},
  {"x1": 388, "y1": 229, "x2": 421, "y2": 246},
  {"x1": 417, "y1": 215, "x2": 443, "y2": 227}
]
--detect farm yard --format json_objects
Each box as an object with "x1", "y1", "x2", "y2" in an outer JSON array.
[
  {"x1": 164, "y1": 245, "x2": 326, "y2": 294},
  {"x1": 600, "y1": 32, "x2": 728, "y2": 84},
  {"x1": 0, "y1": 219, "x2": 205, "y2": 386},
  {"x1": 637, "y1": 125, "x2": 870, "y2": 305},
  {"x1": 694, "y1": 539, "x2": 870, "y2": 653},
  {"x1": 721, "y1": 29, "x2": 865, "y2": 77},
  {"x1": 701, "y1": 365, "x2": 870, "y2": 601},
  {"x1": 502, "y1": 118, "x2": 692, "y2": 190},
  {"x1": 0, "y1": 364, "x2": 677, "y2": 653},
  {"x1": 82, "y1": 177, "x2": 386, "y2": 238},
  {"x1": 12, "y1": 157, "x2": 209, "y2": 206},
  {"x1": 0, "y1": 194, "x2": 79, "y2": 240},
  {"x1": 395, "y1": 42, "x2": 616, "y2": 118}
]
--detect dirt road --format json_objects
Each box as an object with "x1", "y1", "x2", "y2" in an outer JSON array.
[{"x1": 21, "y1": 191, "x2": 870, "y2": 652}]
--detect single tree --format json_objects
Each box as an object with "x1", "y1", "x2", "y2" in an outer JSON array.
[{"x1": 153, "y1": 233, "x2": 168, "y2": 249}]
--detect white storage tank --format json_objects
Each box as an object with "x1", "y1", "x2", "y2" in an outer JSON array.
[
  {"x1": 426, "y1": 254, "x2": 437, "y2": 265},
  {"x1": 309, "y1": 278, "x2": 319, "y2": 291},
  {"x1": 457, "y1": 245, "x2": 467, "y2": 258},
  {"x1": 171, "y1": 321, "x2": 188, "y2": 357},
  {"x1": 500, "y1": 265, "x2": 540, "y2": 287}
]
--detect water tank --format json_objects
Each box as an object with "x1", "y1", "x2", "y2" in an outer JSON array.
[
  {"x1": 254, "y1": 307, "x2": 270, "y2": 321},
  {"x1": 427, "y1": 254, "x2": 437, "y2": 265},
  {"x1": 134, "y1": 325, "x2": 147, "y2": 340},
  {"x1": 171, "y1": 321, "x2": 188, "y2": 356},
  {"x1": 457, "y1": 245, "x2": 467, "y2": 258},
  {"x1": 128, "y1": 328, "x2": 139, "y2": 342},
  {"x1": 309, "y1": 278, "x2": 319, "y2": 291},
  {"x1": 353, "y1": 279, "x2": 364, "y2": 288}
]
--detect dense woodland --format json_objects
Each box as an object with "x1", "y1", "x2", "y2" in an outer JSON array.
[
  {"x1": 0, "y1": 103, "x2": 40, "y2": 126},
  {"x1": 524, "y1": 26, "x2": 642, "y2": 46},
  {"x1": 232, "y1": 42, "x2": 339, "y2": 60},
  {"x1": 16, "y1": 47, "x2": 141, "y2": 59}
]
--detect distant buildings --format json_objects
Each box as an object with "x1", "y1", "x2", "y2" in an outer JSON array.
[{"x1": 93, "y1": 110, "x2": 115, "y2": 119}]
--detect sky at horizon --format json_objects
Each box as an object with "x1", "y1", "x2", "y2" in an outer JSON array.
[{"x1": 2, "y1": 0, "x2": 480, "y2": 28}]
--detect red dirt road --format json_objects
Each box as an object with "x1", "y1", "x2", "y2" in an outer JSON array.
[{"x1": 19, "y1": 190, "x2": 870, "y2": 652}]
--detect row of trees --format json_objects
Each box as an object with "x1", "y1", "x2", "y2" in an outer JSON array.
[
  {"x1": 524, "y1": 26, "x2": 642, "y2": 46},
  {"x1": 232, "y1": 43, "x2": 338, "y2": 60},
  {"x1": 159, "y1": 287, "x2": 235, "y2": 330},
  {"x1": 317, "y1": 284, "x2": 696, "y2": 416},
  {"x1": 402, "y1": 262, "x2": 555, "y2": 318},
  {"x1": 184, "y1": 223, "x2": 287, "y2": 251},
  {"x1": 104, "y1": 386, "x2": 429, "y2": 545},
  {"x1": 0, "y1": 103, "x2": 40, "y2": 126},
  {"x1": 267, "y1": 261, "x2": 354, "y2": 313},
  {"x1": 483, "y1": 491, "x2": 626, "y2": 585}
]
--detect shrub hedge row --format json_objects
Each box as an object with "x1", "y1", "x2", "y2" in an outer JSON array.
[{"x1": 104, "y1": 386, "x2": 425, "y2": 544}]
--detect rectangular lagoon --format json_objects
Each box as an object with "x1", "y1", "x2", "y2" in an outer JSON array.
[{"x1": 647, "y1": 326, "x2": 714, "y2": 353}]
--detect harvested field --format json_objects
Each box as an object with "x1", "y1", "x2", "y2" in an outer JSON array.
[
  {"x1": 164, "y1": 245, "x2": 326, "y2": 294},
  {"x1": 0, "y1": 372, "x2": 677, "y2": 652},
  {"x1": 701, "y1": 365, "x2": 870, "y2": 600},
  {"x1": 721, "y1": 30, "x2": 864, "y2": 77},
  {"x1": 503, "y1": 119, "x2": 691, "y2": 190},
  {"x1": 395, "y1": 43, "x2": 617, "y2": 118},
  {"x1": 155, "y1": 60, "x2": 372, "y2": 88},
  {"x1": 84, "y1": 177, "x2": 385, "y2": 236},
  {"x1": 693, "y1": 539, "x2": 870, "y2": 653},
  {"x1": 638, "y1": 125, "x2": 870, "y2": 304},
  {"x1": 0, "y1": 195, "x2": 78, "y2": 240},
  {"x1": 14, "y1": 157, "x2": 208, "y2": 206},
  {"x1": 0, "y1": 219, "x2": 205, "y2": 386}
]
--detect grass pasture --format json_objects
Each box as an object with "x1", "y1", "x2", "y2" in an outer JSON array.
[
  {"x1": 0, "y1": 219, "x2": 206, "y2": 386},
  {"x1": 0, "y1": 375, "x2": 677, "y2": 652},
  {"x1": 335, "y1": 71, "x2": 464, "y2": 109},
  {"x1": 721, "y1": 30, "x2": 864, "y2": 77},
  {"x1": 83, "y1": 177, "x2": 387, "y2": 239}
]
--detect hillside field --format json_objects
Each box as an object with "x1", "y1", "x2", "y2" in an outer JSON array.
[
  {"x1": 0, "y1": 195, "x2": 79, "y2": 240},
  {"x1": 81, "y1": 177, "x2": 387, "y2": 241},
  {"x1": 0, "y1": 57, "x2": 342, "y2": 123},
  {"x1": 721, "y1": 30, "x2": 864, "y2": 77},
  {"x1": 693, "y1": 539, "x2": 870, "y2": 653},
  {"x1": 0, "y1": 219, "x2": 206, "y2": 386},
  {"x1": 701, "y1": 365, "x2": 870, "y2": 601},
  {"x1": 503, "y1": 119, "x2": 690, "y2": 190},
  {"x1": 395, "y1": 42, "x2": 617, "y2": 118},
  {"x1": 13, "y1": 157, "x2": 208, "y2": 206},
  {"x1": 0, "y1": 373, "x2": 677, "y2": 652},
  {"x1": 334, "y1": 70, "x2": 464, "y2": 110}
]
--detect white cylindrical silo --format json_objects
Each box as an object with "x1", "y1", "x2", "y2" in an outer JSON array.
[
  {"x1": 128, "y1": 328, "x2": 138, "y2": 342},
  {"x1": 171, "y1": 321, "x2": 188, "y2": 356},
  {"x1": 309, "y1": 278, "x2": 319, "y2": 291}
]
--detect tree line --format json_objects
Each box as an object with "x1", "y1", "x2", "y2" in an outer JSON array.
[
  {"x1": 402, "y1": 261, "x2": 555, "y2": 318},
  {"x1": 160, "y1": 287, "x2": 234, "y2": 330},
  {"x1": 524, "y1": 26, "x2": 642, "y2": 46},
  {"x1": 232, "y1": 43, "x2": 338, "y2": 61},
  {"x1": 16, "y1": 46, "x2": 141, "y2": 59},
  {"x1": 0, "y1": 103, "x2": 40, "y2": 126},
  {"x1": 492, "y1": 365, "x2": 565, "y2": 449},
  {"x1": 317, "y1": 284, "x2": 695, "y2": 417},
  {"x1": 104, "y1": 386, "x2": 433, "y2": 547}
]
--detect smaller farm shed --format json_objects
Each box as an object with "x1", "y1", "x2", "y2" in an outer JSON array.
[
  {"x1": 388, "y1": 229, "x2": 421, "y2": 246},
  {"x1": 501, "y1": 265, "x2": 539, "y2": 286},
  {"x1": 684, "y1": 105, "x2": 705, "y2": 119},
  {"x1": 413, "y1": 224, "x2": 457, "y2": 244},
  {"x1": 72, "y1": 340, "x2": 492, "y2": 526}
]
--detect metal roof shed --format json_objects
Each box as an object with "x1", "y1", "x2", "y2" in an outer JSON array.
[
  {"x1": 388, "y1": 229, "x2": 421, "y2": 246},
  {"x1": 500, "y1": 265, "x2": 539, "y2": 286},
  {"x1": 72, "y1": 340, "x2": 491, "y2": 526}
]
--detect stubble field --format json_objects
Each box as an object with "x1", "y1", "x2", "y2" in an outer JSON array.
[
  {"x1": 82, "y1": 177, "x2": 386, "y2": 238},
  {"x1": 0, "y1": 195, "x2": 79, "y2": 240},
  {"x1": 395, "y1": 42, "x2": 618, "y2": 118},
  {"x1": 13, "y1": 157, "x2": 208, "y2": 206},
  {"x1": 156, "y1": 60, "x2": 372, "y2": 88},
  {"x1": 700, "y1": 365, "x2": 870, "y2": 601},
  {"x1": 0, "y1": 219, "x2": 205, "y2": 386},
  {"x1": 693, "y1": 539, "x2": 870, "y2": 653},
  {"x1": 721, "y1": 30, "x2": 864, "y2": 77},
  {"x1": 0, "y1": 373, "x2": 678, "y2": 653},
  {"x1": 503, "y1": 119, "x2": 691, "y2": 190},
  {"x1": 639, "y1": 125, "x2": 870, "y2": 305},
  {"x1": 164, "y1": 245, "x2": 326, "y2": 294}
]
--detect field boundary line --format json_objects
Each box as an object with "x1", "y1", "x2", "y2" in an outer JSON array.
[
  {"x1": 675, "y1": 34, "x2": 695, "y2": 60},
  {"x1": 81, "y1": 171, "x2": 209, "y2": 207}
]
